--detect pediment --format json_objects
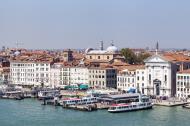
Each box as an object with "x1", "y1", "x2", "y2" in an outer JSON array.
[{"x1": 144, "y1": 55, "x2": 169, "y2": 63}]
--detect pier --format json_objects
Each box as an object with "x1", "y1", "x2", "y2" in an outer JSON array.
[{"x1": 153, "y1": 99, "x2": 190, "y2": 107}]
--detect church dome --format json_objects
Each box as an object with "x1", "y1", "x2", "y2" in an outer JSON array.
[
  {"x1": 106, "y1": 44, "x2": 118, "y2": 53},
  {"x1": 85, "y1": 48, "x2": 94, "y2": 54},
  {"x1": 14, "y1": 51, "x2": 21, "y2": 56}
]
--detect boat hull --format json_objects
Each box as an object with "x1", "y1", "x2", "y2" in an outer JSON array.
[{"x1": 108, "y1": 105, "x2": 153, "y2": 113}]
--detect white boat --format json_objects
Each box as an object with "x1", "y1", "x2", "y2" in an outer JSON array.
[
  {"x1": 108, "y1": 94, "x2": 153, "y2": 113},
  {"x1": 38, "y1": 90, "x2": 59, "y2": 100},
  {"x1": 61, "y1": 97, "x2": 97, "y2": 106}
]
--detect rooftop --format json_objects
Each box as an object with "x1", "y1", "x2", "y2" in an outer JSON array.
[{"x1": 163, "y1": 53, "x2": 190, "y2": 62}]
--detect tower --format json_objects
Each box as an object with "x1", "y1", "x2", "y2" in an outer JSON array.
[
  {"x1": 63, "y1": 49, "x2": 73, "y2": 62},
  {"x1": 156, "y1": 41, "x2": 159, "y2": 55},
  {"x1": 100, "y1": 40, "x2": 104, "y2": 50}
]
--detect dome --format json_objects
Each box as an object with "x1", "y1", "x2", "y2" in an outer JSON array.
[
  {"x1": 85, "y1": 48, "x2": 94, "y2": 54},
  {"x1": 14, "y1": 51, "x2": 21, "y2": 56},
  {"x1": 106, "y1": 44, "x2": 118, "y2": 53}
]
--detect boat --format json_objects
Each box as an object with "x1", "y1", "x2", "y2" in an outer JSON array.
[
  {"x1": 182, "y1": 104, "x2": 190, "y2": 109},
  {"x1": 108, "y1": 94, "x2": 153, "y2": 113},
  {"x1": 61, "y1": 97, "x2": 97, "y2": 106},
  {"x1": 38, "y1": 90, "x2": 60, "y2": 100}
]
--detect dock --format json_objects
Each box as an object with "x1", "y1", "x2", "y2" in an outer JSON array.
[{"x1": 153, "y1": 99, "x2": 190, "y2": 107}]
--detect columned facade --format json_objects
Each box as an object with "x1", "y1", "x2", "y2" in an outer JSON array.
[{"x1": 144, "y1": 55, "x2": 174, "y2": 97}]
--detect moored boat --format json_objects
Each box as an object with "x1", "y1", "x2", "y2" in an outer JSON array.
[
  {"x1": 108, "y1": 94, "x2": 153, "y2": 113},
  {"x1": 61, "y1": 97, "x2": 97, "y2": 106}
]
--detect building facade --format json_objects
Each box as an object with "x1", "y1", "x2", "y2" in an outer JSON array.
[
  {"x1": 70, "y1": 67, "x2": 89, "y2": 85},
  {"x1": 85, "y1": 43, "x2": 124, "y2": 63},
  {"x1": 117, "y1": 70, "x2": 136, "y2": 91},
  {"x1": 89, "y1": 67, "x2": 117, "y2": 89},
  {"x1": 144, "y1": 54, "x2": 190, "y2": 97},
  {"x1": 50, "y1": 63, "x2": 62, "y2": 88},
  {"x1": 176, "y1": 69, "x2": 190, "y2": 98},
  {"x1": 144, "y1": 55, "x2": 175, "y2": 97},
  {"x1": 117, "y1": 66, "x2": 146, "y2": 93},
  {"x1": 10, "y1": 61, "x2": 51, "y2": 87}
]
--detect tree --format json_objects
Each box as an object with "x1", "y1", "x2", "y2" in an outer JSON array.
[
  {"x1": 121, "y1": 48, "x2": 137, "y2": 64},
  {"x1": 136, "y1": 53, "x2": 151, "y2": 64},
  {"x1": 121, "y1": 48, "x2": 151, "y2": 64}
]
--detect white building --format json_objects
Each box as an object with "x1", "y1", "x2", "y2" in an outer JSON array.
[
  {"x1": 59, "y1": 64, "x2": 117, "y2": 89},
  {"x1": 117, "y1": 70, "x2": 136, "y2": 91},
  {"x1": 60, "y1": 67, "x2": 70, "y2": 85},
  {"x1": 117, "y1": 65, "x2": 145, "y2": 92},
  {"x1": 50, "y1": 63, "x2": 62, "y2": 88},
  {"x1": 176, "y1": 69, "x2": 190, "y2": 98},
  {"x1": 70, "y1": 67, "x2": 89, "y2": 85},
  {"x1": 144, "y1": 54, "x2": 190, "y2": 97},
  {"x1": 144, "y1": 55, "x2": 176, "y2": 97},
  {"x1": 118, "y1": 53, "x2": 190, "y2": 97},
  {"x1": 136, "y1": 68, "x2": 146, "y2": 94},
  {"x1": 10, "y1": 61, "x2": 51, "y2": 87}
]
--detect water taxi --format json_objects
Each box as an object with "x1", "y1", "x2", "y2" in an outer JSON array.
[{"x1": 108, "y1": 94, "x2": 153, "y2": 113}]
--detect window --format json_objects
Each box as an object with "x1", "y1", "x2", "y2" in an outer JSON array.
[
  {"x1": 165, "y1": 75, "x2": 167, "y2": 81},
  {"x1": 98, "y1": 56, "x2": 100, "y2": 59},
  {"x1": 107, "y1": 56, "x2": 109, "y2": 59},
  {"x1": 41, "y1": 73, "x2": 44, "y2": 77},
  {"x1": 142, "y1": 83, "x2": 144, "y2": 86},
  {"x1": 137, "y1": 76, "x2": 139, "y2": 81},
  {"x1": 149, "y1": 74, "x2": 151, "y2": 81}
]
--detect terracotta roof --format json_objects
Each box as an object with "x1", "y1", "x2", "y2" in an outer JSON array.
[
  {"x1": 72, "y1": 52, "x2": 84, "y2": 60},
  {"x1": 163, "y1": 53, "x2": 190, "y2": 62},
  {"x1": 10, "y1": 53, "x2": 54, "y2": 63},
  {"x1": 118, "y1": 65, "x2": 145, "y2": 72}
]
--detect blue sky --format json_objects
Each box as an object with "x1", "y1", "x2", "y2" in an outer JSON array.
[{"x1": 0, "y1": 0, "x2": 190, "y2": 49}]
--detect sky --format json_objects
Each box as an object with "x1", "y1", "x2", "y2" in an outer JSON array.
[{"x1": 0, "y1": 0, "x2": 190, "y2": 49}]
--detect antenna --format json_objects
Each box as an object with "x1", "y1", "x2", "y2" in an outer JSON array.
[{"x1": 15, "y1": 42, "x2": 23, "y2": 49}]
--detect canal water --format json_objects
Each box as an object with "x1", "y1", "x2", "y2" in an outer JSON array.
[{"x1": 0, "y1": 99, "x2": 190, "y2": 126}]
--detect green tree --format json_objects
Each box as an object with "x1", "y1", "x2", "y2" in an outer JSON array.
[
  {"x1": 136, "y1": 53, "x2": 151, "y2": 64},
  {"x1": 121, "y1": 48, "x2": 151, "y2": 64},
  {"x1": 121, "y1": 48, "x2": 137, "y2": 64}
]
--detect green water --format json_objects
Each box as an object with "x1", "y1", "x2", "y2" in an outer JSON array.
[{"x1": 0, "y1": 99, "x2": 190, "y2": 126}]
